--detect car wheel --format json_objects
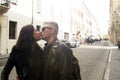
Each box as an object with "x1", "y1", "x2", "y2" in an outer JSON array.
[{"x1": 74, "y1": 44, "x2": 76, "y2": 48}]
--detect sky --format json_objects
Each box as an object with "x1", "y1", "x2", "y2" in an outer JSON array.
[{"x1": 83, "y1": 0, "x2": 110, "y2": 34}]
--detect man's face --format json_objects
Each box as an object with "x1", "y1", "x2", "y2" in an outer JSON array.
[{"x1": 41, "y1": 24, "x2": 53, "y2": 41}]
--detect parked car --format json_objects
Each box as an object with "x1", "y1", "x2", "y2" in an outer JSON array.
[
  {"x1": 74, "y1": 39, "x2": 80, "y2": 47},
  {"x1": 117, "y1": 37, "x2": 120, "y2": 49},
  {"x1": 69, "y1": 41, "x2": 76, "y2": 48},
  {"x1": 60, "y1": 39, "x2": 80, "y2": 48}
]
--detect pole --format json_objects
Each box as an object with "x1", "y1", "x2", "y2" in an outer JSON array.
[{"x1": 31, "y1": 0, "x2": 34, "y2": 24}]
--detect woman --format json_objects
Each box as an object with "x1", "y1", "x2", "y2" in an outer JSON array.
[{"x1": 1, "y1": 24, "x2": 44, "y2": 80}]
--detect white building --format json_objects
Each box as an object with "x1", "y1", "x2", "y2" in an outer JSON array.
[
  {"x1": 0, "y1": 0, "x2": 42, "y2": 54},
  {"x1": 41, "y1": 0, "x2": 99, "y2": 42},
  {"x1": 0, "y1": 0, "x2": 99, "y2": 55}
]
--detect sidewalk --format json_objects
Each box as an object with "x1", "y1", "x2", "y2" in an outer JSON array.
[
  {"x1": 109, "y1": 49, "x2": 120, "y2": 80},
  {"x1": 105, "y1": 41, "x2": 120, "y2": 80},
  {"x1": 109, "y1": 42, "x2": 120, "y2": 80},
  {"x1": 0, "y1": 54, "x2": 9, "y2": 59},
  {"x1": 0, "y1": 54, "x2": 9, "y2": 68},
  {"x1": 0, "y1": 54, "x2": 16, "y2": 80}
]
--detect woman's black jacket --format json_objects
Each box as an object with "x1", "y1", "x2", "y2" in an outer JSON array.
[{"x1": 1, "y1": 43, "x2": 44, "y2": 80}]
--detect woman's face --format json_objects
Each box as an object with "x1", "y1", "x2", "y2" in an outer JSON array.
[{"x1": 33, "y1": 29, "x2": 41, "y2": 41}]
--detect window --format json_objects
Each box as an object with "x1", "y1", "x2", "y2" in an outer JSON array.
[
  {"x1": 0, "y1": 0, "x2": 9, "y2": 7},
  {"x1": 9, "y1": 21, "x2": 17, "y2": 39},
  {"x1": 64, "y1": 32, "x2": 69, "y2": 40}
]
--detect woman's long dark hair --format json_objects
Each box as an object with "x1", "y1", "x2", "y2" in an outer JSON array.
[{"x1": 16, "y1": 24, "x2": 35, "y2": 50}]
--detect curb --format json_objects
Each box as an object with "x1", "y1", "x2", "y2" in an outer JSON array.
[
  {"x1": 0, "y1": 55, "x2": 9, "y2": 60},
  {"x1": 102, "y1": 41, "x2": 113, "y2": 80},
  {"x1": 102, "y1": 49, "x2": 112, "y2": 80}
]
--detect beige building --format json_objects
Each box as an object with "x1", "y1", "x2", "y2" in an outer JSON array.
[{"x1": 109, "y1": 0, "x2": 120, "y2": 44}]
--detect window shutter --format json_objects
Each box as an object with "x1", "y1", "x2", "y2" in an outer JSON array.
[{"x1": 37, "y1": 0, "x2": 41, "y2": 14}]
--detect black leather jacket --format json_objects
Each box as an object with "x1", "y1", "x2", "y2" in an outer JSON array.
[
  {"x1": 43, "y1": 39, "x2": 78, "y2": 80},
  {"x1": 1, "y1": 43, "x2": 44, "y2": 80}
]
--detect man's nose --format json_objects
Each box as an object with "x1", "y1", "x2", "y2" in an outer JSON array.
[{"x1": 39, "y1": 32, "x2": 42, "y2": 35}]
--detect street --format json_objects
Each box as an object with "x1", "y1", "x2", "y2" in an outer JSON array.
[
  {"x1": 72, "y1": 41, "x2": 110, "y2": 80},
  {"x1": 0, "y1": 41, "x2": 119, "y2": 80}
]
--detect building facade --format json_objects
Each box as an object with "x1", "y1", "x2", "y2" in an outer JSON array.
[
  {"x1": 0, "y1": 0, "x2": 42, "y2": 54},
  {"x1": 0, "y1": 0, "x2": 99, "y2": 55},
  {"x1": 109, "y1": 0, "x2": 120, "y2": 44},
  {"x1": 41, "y1": 0, "x2": 99, "y2": 43}
]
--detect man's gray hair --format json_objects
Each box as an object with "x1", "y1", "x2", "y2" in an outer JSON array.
[{"x1": 43, "y1": 21, "x2": 59, "y2": 35}]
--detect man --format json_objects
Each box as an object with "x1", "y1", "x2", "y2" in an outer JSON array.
[{"x1": 41, "y1": 21, "x2": 81, "y2": 80}]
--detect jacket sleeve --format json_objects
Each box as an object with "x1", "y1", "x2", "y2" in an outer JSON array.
[
  {"x1": 56, "y1": 44, "x2": 73, "y2": 80},
  {"x1": 1, "y1": 50, "x2": 16, "y2": 80}
]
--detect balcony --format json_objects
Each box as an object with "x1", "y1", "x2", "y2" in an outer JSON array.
[{"x1": 0, "y1": 0, "x2": 10, "y2": 14}]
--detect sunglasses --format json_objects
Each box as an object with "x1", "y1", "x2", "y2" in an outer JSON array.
[{"x1": 42, "y1": 27, "x2": 52, "y2": 31}]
